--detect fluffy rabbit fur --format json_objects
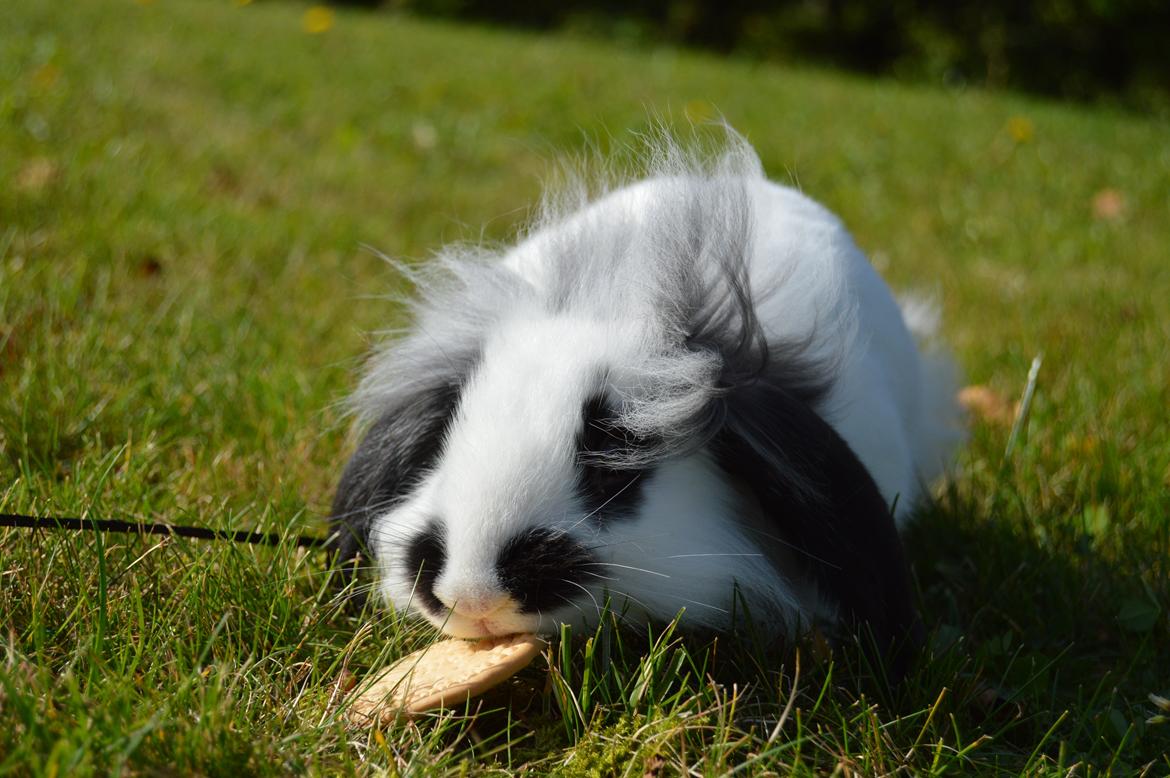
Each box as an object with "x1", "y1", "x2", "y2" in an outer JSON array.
[{"x1": 331, "y1": 133, "x2": 962, "y2": 672}]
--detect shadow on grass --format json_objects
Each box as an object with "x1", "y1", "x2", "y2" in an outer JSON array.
[
  {"x1": 380, "y1": 491, "x2": 1166, "y2": 771},
  {"x1": 903, "y1": 489, "x2": 1166, "y2": 770}
]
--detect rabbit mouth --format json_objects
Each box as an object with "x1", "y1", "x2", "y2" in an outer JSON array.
[
  {"x1": 433, "y1": 609, "x2": 543, "y2": 639},
  {"x1": 459, "y1": 617, "x2": 509, "y2": 638}
]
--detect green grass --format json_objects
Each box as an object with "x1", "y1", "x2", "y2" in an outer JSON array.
[{"x1": 2, "y1": 0, "x2": 1168, "y2": 774}]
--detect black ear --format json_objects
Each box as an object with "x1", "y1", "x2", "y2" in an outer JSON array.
[
  {"x1": 711, "y1": 383, "x2": 924, "y2": 680},
  {"x1": 330, "y1": 382, "x2": 462, "y2": 573}
]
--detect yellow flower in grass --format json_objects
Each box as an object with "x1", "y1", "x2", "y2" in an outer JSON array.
[
  {"x1": 303, "y1": 5, "x2": 335, "y2": 34},
  {"x1": 1007, "y1": 115, "x2": 1034, "y2": 144}
]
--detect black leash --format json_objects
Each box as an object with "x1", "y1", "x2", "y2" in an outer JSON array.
[{"x1": 0, "y1": 512, "x2": 329, "y2": 550}]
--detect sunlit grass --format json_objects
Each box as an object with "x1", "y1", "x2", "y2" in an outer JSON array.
[{"x1": 2, "y1": 0, "x2": 1168, "y2": 774}]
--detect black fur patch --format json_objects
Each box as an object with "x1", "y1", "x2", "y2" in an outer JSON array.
[
  {"x1": 575, "y1": 395, "x2": 648, "y2": 521},
  {"x1": 329, "y1": 381, "x2": 463, "y2": 569},
  {"x1": 403, "y1": 523, "x2": 447, "y2": 614},
  {"x1": 496, "y1": 527, "x2": 597, "y2": 614},
  {"x1": 713, "y1": 379, "x2": 924, "y2": 681}
]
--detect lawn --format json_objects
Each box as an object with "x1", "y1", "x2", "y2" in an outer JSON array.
[{"x1": 2, "y1": 0, "x2": 1168, "y2": 774}]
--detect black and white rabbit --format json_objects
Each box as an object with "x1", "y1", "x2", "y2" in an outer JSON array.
[{"x1": 331, "y1": 133, "x2": 962, "y2": 672}]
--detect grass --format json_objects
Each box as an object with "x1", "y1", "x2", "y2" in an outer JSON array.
[{"x1": 2, "y1": 0, "x2": 1168, "y2": 774}]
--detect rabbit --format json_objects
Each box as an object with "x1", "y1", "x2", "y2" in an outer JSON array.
[{"x1": 330, "y1": 131, "x2": 963, "y2": 676}]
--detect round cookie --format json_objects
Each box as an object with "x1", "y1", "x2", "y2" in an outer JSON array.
[{"x1": 346, "y1": 633, "x2": 545, "y2": 725}]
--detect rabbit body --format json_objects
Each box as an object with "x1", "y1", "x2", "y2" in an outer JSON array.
[{"x1": 332, "y1": 139, "x2": 961, "y2": 659}]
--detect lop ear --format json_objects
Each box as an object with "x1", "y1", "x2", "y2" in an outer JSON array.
[
  {"x1": 711, "y1": 382, "x2": 923, "y2": 680},
  {"x1": 330, "y1": 245, "x2": 521, "y2": 577},
  {"x1": 330, "y1": 381, "x2": 462, "y2": 572}
]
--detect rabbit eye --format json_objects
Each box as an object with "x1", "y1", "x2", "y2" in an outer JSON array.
[
  {"x1": 580, "y1": 397, "x2": 628, "y2": 455},
  {"x1": 576, "y1": 395, "x2": 646, "y2": 520}
]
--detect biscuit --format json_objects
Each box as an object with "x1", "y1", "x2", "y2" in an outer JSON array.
[{"x1": 346, "y1": 633, "x2": 544, "y2": 724}]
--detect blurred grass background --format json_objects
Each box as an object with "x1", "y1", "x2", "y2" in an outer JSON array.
[
  {"x1": 353, "y1": 0, "x2": 1170, "y2": 114},
  {"x1": 1, "y1": 0, "x2": 1168, "y2": 774}
]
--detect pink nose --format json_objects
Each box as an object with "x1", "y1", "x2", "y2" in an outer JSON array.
[{"x1": 443, "y1": 591, "x2": 514, "y2": 618}]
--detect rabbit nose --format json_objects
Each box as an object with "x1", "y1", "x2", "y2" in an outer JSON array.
[{"x1": 442, "y1": 590, "x2": 514, "y2": 618}]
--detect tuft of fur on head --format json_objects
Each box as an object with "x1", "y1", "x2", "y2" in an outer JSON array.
[{"x1": 352, "y1": 128, "x2": 840, "y2": 494}]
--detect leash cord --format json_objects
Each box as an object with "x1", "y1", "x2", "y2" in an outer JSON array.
[{"x1": 0, "y1": 512, "x2": 329, "y2": 550}]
